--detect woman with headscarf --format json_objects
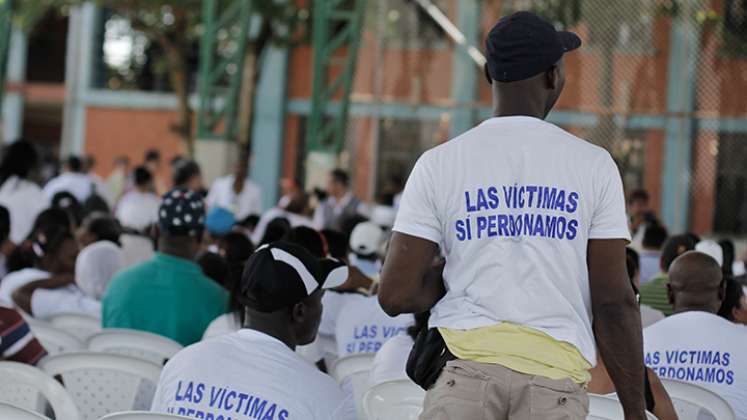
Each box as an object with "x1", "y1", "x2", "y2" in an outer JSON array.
[{"x1": 12, "y1": 239, "x2": 123, "y2": 319}]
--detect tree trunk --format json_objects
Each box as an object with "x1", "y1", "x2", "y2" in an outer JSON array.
[
  {"x1": 162, "y1": 43, "x2": 194, "y2": 156},
  {"x1": 236, "y1": 48, "x2": 258, "y2": 148}
]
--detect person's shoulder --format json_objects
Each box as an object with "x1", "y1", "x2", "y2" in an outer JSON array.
[
  {"x1": 108, "y1": 259, "x2": 156, "y2": 289},
  {"x1": 195, "y1": 273, "x2": 229, "y2": 299}
]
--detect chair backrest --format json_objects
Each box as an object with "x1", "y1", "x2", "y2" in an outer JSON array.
[
  {"x1": 28, "y1": 321, "x2": 85, "y2": 355},
  {"x1": 331, "y1": 353, "x2": 376, "y2": 382},
  {"x1": 0, "y1": 402, "x2": 52, "y2": 420},
  {"x1": 49, "y1": 313, "x2": 102, "y2": 341},
  {"x1": 587, "y1": 394, "x2": 658, "y2": 420},
  {"x1": 38, "y1": 352, "x2": 162, "y2": 420},
  {"x1": 660, "y1": 379, "x2": 735, "y2": 420},
  {"x1": 86, "y1": 329, "x2": 183, "y2": 365},
  {"x1": 99, "y1": 411, "x2": 193, "y2": 420},
  {"x1": 0, "y1": 361, "x2": 81, "y2": 420},
  {"x1": 363, "y1": 379, "x2": 425, "y2": 420}
]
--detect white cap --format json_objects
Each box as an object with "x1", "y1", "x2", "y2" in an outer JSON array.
[
  {"x1": 350, "y1": 222, "x2": 384, "y2": 256},
  {"x1": 695, "y1": 240, "x2": 724, "y2": 267},
  {"x1": 369, "y1": 205, "x2": 396, "y2": 228}
]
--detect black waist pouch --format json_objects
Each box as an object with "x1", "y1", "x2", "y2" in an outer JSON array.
[{"x1": 406, "y1": 327, "x2": 456, "y2": 390}]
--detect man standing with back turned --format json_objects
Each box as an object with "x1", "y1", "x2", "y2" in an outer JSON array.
[{"x1": 379, "y1": 12, "x2": 646, "y2": 420}]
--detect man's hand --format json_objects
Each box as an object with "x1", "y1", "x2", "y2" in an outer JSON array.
[
  {"x1": 378, "y1": 231, "x2": 444, "y2": 316},
  {"x1": 589, "y1": 239, "x2": 647, "y2": 420}
]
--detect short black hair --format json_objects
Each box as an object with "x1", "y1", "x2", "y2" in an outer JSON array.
[
  {"x1": 51, "y1": 191, "x2": 83, "y2": 226},
  {"x1": 238, "y1": 214, "x2": 261, "y2": 230},
  {"x1": 67, "y1": 156, "x2": 83, "y2": 172},
  {"x1": 286, "y1": 226, "x2": 325, "y2": 258},
  {"x1": 628, "y1": 189, "x2": 650, "y2": 204},
  {"x1": 0, "y1": 205, "x2": 10, "y2": 243},
  {"x1": 197, "y1": 251, "x2": 229, "y2": 287},
  {"x1": 642, "y1": 223, "x2": 668, "y2": 249},
  {"x1": 82, "y1": 213, "x2": 122, "y2": 246},
  {"x1": 172, "y1": 160, "x2": 201, "y2": 187},
  {"x1": 626, "y1": 247, "x2": 640, "y2": 283},
  {"x1": 331, "y1": 169, "x2": 350, "y2": 187},
  {"x1": 145, "y1": 149, "x2": 161, "y2": 162},
  {"x1": 259, "y1": 217, "x2": 291, "y2": 246},
  {"x1": 321, "y1": 229, "x2": 348, "y2": 261},
  {"x1": 133, "y1": 166, "x2": 153, "y2": 187},
  {"x1": 0, "y1": 140, "x2": 39, "y2": 183},
  {"x1": 718, "y1": 277, "x2": 744, "y2": 321},
  {"x1": 660, "y1": 234, "x2": 697, "y2": 273}
]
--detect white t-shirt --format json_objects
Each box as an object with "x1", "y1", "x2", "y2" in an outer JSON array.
[
  {"x1": 319, "y1": 291, "x2": 368, "y2": 339},
  {"x1": 116, "y1": 190, "x2": 161, "y2": 231},
  {"x1": 335, "y1": 295, "x2": 414, "y2": 356},
  {"x1": 640, "y1": 304, "x2": 665, "y2": 328},
  {"x1": 394, "y1": 116, "x2": 631, "y2": 365},
  {"x1": 206, "y1": 176, "x2": 263, "y2": 221},
  {"x1": 31, "y1": 285, "x2": 100, "y2": 320},
  {"x1": 120, "y1": 234, "x2": 155, "y2": 269},
  {"x1": 43, "y1": 172, "x2": 94, "y2": 203},
  {"x1": 639, "y1": 250, "x2": 661, "y2": 285},
  {"x1": 0, "y1": 176, "x2": 49, "y2": 244},
  {"x1": 0, "y1": 268, "x2": 50, "y2": 304},
  {"x1": 151, "y1": 329, "x2": 355, "y2": 420},
  {"x1": 644, "y1": 311, "x2": 747, "y2": 419},
  {"x1": 369, "y1": 334, "x2": 414, "y2": 387}
]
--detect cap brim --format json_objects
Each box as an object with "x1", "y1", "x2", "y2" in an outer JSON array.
[
  {"x1": 322, "y1": 265, "x2": 349, "y2": 289},
  {"x1": 558, "y1": 31, "x2": 582, "y2": 52}
]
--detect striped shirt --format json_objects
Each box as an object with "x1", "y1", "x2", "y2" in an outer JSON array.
[
  {"x1": 0, "y1": 305, "x2": 46, "y2": 364},
  {"x1": 639, "y1": 274, "x2": 674, "y2": 316}
]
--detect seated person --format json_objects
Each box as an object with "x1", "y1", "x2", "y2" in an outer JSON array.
[
  {"x1": 0, "y1": 302, "x2": 47, "y2": 364},
  {"x1": 151, "y1": 242, "x2": 354, "y2": 419},
  {"x1": 638, "y1": 223, "x2": 667, "y2": 285},
  {"x1": 1, "y1": 224, "x2": 77, "y2": 307},
  {"x1": 588, "y1": 248, "x2": 676, "y2": 420},
  {"x1": 103, "y1": 189, "x2": 228, "y2": 346},
  {"x1": 640, "y1": 234, "x2": 698, "y2": 315},
  {"x1": 335, "y1": 293, "x2": 414, "y2": 356},
  {"x1": 14, "y1": 239, "x2": 123, "y2": 319},
  {"x1": 369, "y1": 311, "x2": 429, "y2": 387},
  {"x1": 626, "y1": 248, "x2": 665, "y2": 327},
  {"x1": 718, "y1": 277, "x2": 747, "y2": 326},
  {"x1": 644, "y1": 251, "x2": 747, "y2": 419}
]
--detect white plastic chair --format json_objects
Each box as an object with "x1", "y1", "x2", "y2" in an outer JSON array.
[
  {"x1": 38, "y1": 352, "x2": 162, "y2": 420},
  {"x1": 28, "y1": 321, "x2": 85, "y2": 355},
  {"x1": 0, "y1": 402, "x2": 52, "y2": 420},
  {"x1": 0, "y1": 361, "x2": 81, "y2": 420},
  {"x1": 363, "y1": 379, "x2": 425, "y2": 420},
  {"x1": 49, "y1": 313, "x2": 102, "y2": 341},
  {"x1": 660, "y1": 379, "x2": 735, "y2": 420},
  {"x1": 86, "y1": 329, "x2": 183, "y2": 365},
  {"x1": 330, "y1": 353, "x2": 375, "y2": 382},
  {"x1": 99, "y1": 411, "x2": 193, "y2": 420},
  {"x1": 588, "y1": 394, "x2": 658, "y2": 420}
]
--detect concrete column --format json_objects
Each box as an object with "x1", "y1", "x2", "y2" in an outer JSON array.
[
  {"x1": 60, "y1": 3, "x2": 98, "y2": 156},
  {"x1": 2, "y1": 28, "x2": 26, "y2": 143},
  {"x1": 249, "y1": 46, "x2": 289, "y2": 210},
  {"x1": 448, "y1": 0, "x2": 480, "y2": 138},
  {"x1": 660, "y1": 0, "x2": 700, "y2": 232}
]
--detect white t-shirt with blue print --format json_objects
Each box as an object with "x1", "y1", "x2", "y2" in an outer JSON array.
[{"x1": 151, "y1": 329, "x2": 355, "y2": 420}]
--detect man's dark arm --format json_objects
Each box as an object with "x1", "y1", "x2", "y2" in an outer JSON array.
[
  {"x1": 589, "y1": 239, "x2": 646, "y2": 420},
  {"x1": 379, "y1": 231, "x2": 444, "y2": 316}
]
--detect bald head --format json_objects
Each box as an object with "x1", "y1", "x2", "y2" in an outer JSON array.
[{"x1": 668, "y1": 251, "x2": 724, "y2": 314}]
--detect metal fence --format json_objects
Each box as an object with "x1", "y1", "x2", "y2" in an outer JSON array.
[{"x1": 338, "y1": 0, "x2": 747, "y2": 235}]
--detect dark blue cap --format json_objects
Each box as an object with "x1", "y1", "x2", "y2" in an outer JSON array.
[
  {"x1": 485, "y1": 11, "x2": 581, "y2": 83},
  {"x1": 158, "y1": 188, "x2": 205, "y2": 237}
]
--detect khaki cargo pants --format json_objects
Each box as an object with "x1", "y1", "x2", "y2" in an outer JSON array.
[{"x1": 420, "y1": 360, "x2": 589, "y2": 420}]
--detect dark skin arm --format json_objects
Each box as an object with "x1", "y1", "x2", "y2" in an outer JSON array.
[
  {"x1": 648, "y1": 368, "x2": 678, "y2": 420},
  {"x1": 378, "y1": 232, "x2": 444, "y2": 316},
  {"x1": 589, "y1": 239, "x2": 646, "y2": 420},
  {"x1": 12, "y1": 273, "x2": 75, "y2": 315}
]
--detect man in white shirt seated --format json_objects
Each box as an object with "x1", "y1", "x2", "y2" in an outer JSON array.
[
  {"x1": 151, "y1": 242, "x2": 355, "y2": 420},
  {"x1": 206, "y1": 147, "x2": 263, "y2": 221},
  {"x1": 44, "y1": 156, "x2": 94, "y2": 203},
  {"x1": 116, "y1": 166, "x2": 160, "y2": 233},
  {"x1": 644, "y1": 251, "x2": 747, "y2": 419}
]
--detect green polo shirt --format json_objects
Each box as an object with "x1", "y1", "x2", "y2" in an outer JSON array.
[
  {"x1": 102, "y1": 252, "x2": 228, "y2": 346},
  {"x1": 639, "y1": 274, "x2": 673, "y2": 316}
]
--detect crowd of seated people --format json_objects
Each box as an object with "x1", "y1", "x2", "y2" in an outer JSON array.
[{"x1": 2, "y1": 139, "x2": 747, "y2": 420}]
